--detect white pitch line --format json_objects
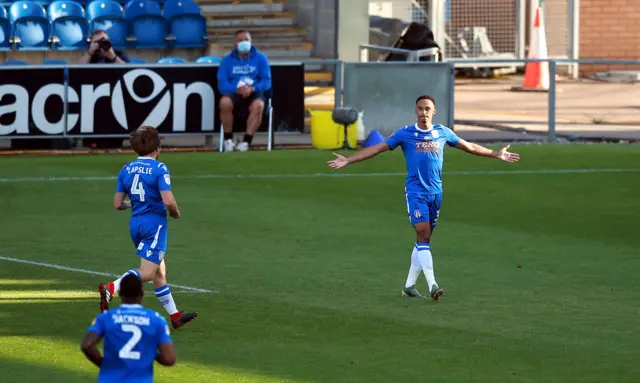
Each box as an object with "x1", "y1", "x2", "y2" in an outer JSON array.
[
  {"x1": 0, "y1": 256, "x2": 217, "y2": 294},
  {"x1": 0, "y1": 168, "x2": 638, "y2": 183}
]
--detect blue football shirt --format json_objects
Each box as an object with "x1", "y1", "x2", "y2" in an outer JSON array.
[
  {"x1": 384, "y1": 124, "x2": 461, "y2": 195},
  {"x1": 116, "y1": 157, "x2": 172, "y2": 217},
  {"x1": 86, "y1": 304, "x2": 173, "y2": 383}
]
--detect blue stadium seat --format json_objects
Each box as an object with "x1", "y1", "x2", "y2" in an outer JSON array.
[
  {"x1": 48, "y1": 1, "x2": 90, "y2": 50},
  {"x1": 157, "y1": 56, "x2": 184, "y2": 64},
  {"x1": 3, "y1": 60, "x2": 28, "y2": 65},
  {"x1": 124, "y1": 0, "x2": 167, "y2": 48},
  {"x1": 87, "y1": 0, "x2": 128, "y2": 49},
  {"x1": 44, "y1": 0, "x2": 92, "y2": 4},
  {"x1": 9, "y1": 1, "x2": 51, "y2": 50},
  {"x1": 0, "y1": 6, "x2": 11, "y2": 51},
  {"x1": 43, "y1": 59, "x2": 68, "y2": 64},
  {"x1": 129, "y1": 57, "x2": 146, "y2": 63},
  {"x1": 196, "y1": 55, "x2": 221, "y2": 64},
  {"x1": 163, "y1": 0, "x2": 202, "y2": 20},
  {"x1": 163, "y1": 0, "x2": 206, "y2": 48}
]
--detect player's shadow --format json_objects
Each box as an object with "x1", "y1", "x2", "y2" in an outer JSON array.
[
  {"x1": 0, "y1": 297, "x2": 96, "y2": 302},
  {"x1": 0, "y1": 358, "x2": 94, "y2": 383},
  {"x1": 0, "y1": 291, "x2": 620, "y2": 383}
]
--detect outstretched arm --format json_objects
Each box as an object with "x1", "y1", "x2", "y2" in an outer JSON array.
[
  {"x1": 328, "y1": 142, "x2": 391, "y2": 169},
  {"x1": 454, "y1": 139, "x2": 520, "y2": 163}
]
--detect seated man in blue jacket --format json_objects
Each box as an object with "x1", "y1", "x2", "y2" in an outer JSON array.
[{"x1": 217, "y1": 30, "x2": 272, "y2": 152}]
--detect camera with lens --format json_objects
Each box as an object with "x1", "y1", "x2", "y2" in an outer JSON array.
[{"x1": 97, "y1": 38, "x2": 112, "y2": 51}]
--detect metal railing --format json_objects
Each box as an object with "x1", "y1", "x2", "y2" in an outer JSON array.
[
  {"x1": 1, "y1": 57, "x2": 638, "y2": 146},
  {"x1": 446, "y1": 57, "x2": 640, "y2": 142},
  {"x1": 335, "y1": 56, "x2": 640, "y2": 143},
  {"x1": 358, "y1": 44, "x2": 440, "y2": 63}
]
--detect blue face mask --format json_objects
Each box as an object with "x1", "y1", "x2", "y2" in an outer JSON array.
[{"x1": 237, "y1": 41, "x2": 252, "y2": 53}]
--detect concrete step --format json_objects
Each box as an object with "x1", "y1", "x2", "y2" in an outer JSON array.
[
  {"x1": 593, "y1": 70, "x2": 640, "y2": 83},
  {"x1": 305, "y1": 84, "x2": 336, "y2": 114},
  {"x1": 208, "y1": 42, "x2": 312, "y2": 58},
  {"x1": 201, "y1": 3, "x2": 284, "y2": 14},
  {"x1": 210, "y1": 49, "x2": 312, "y2": 58},
  {"x1": 304, "y1": 72, "x2": 333, "y2": 86},
  {"x1": 208, "y1": 26, "x2": 307, "y2": 36},
  {"x1": 209, "y1": 35, "x2": 307, "y2": 44},
  {"x1": 305, "y1": 103, "x2": 335, "y2": 111},
  {"x1": 209, "y1": 41, "x2": 312, "y2": 50},
  {"x1": 293, "y1": 58, "x2": 326, "y2": 71},
  {"x1": 208, "y1": 26, "x2": 308, "y2": 44},
  {"x1": 206, "y1": 12, "x2": 296, "y2": 28},
  {"x1": 197, "y1": 0, "x2": 283, "y2": 4},
  {"x1": 304, "y1": 85, "x2": 334, "y2": 99}
]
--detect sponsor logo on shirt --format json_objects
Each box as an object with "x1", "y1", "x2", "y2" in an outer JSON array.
[{"x1": 415, "y1": 141, "x2": 440, "y2": 152}]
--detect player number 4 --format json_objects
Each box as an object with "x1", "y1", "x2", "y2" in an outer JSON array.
[
  {"x1": 131, "y1": 174, "x2": 146, "y2": 202},
  {"x1": 119, "y1": 324, "x2": 142, "y2": 360}
]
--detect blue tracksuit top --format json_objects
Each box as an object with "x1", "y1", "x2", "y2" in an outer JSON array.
[{"x1": 217, "y1": 46, "x2": 272, "y2": 96}]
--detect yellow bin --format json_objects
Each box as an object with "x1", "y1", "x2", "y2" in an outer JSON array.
[{"x1": 310, "y1": 110, "x2": 359, "y2": 150}]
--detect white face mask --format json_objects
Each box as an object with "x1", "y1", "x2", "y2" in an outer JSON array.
[{"x1": 237, "y1": 40, "x2": 252, "y2": 53}]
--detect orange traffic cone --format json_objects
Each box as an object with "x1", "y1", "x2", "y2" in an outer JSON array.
[{"x1": 512, "y1": 7, "x2": 549, "y2": 92}]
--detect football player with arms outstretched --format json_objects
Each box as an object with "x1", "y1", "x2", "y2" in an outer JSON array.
[{"x1": 328, "y1": 95, "x2": 520, "y2": 300}]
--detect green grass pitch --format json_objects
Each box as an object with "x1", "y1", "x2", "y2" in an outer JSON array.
[{"x1": 0, "y1": 144, "x2": 639, "y2": 382}]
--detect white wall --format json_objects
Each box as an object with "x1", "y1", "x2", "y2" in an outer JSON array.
[
  {"x1": 369, "y1": 0, "x2": 413, "y2": 21},
  {"x1": 337, "y1": 0, "x2": 370, "y2": 62}
]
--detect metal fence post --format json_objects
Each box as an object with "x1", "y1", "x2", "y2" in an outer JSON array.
[
  {"x1": 548, "y1": 60, "x2": 557, "y2": 142},
  {"x1": 530, "y1": 0, "x2": 540, "y2": 22},
  {"x1": 334, "y1": 60, "x2": 342, "y2": 108},
  {"x1": 568, "y1": 0, "x2": 580, "y2": 79},
  {"x1": 448, "y1": 62, "x2": 455, "y2": 130},
  {"x1": 428, "y1": 0, "x2": 445, "y2": 58},
  {"x1": 516, "y1": 0, "x2": 526, "y2": 59},
  {"x1": 63, "y1": 66, "x2": 69, "y2": 139}
]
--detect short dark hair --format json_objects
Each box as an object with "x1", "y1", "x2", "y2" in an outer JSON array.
[
  {"x1": 235, "y1": 29, "x2": 250, "y2": 36},
  {"x1": 119, "y1": 273, "x2": 143, "y2": 301},
  {"x1": 129, "y1": 126, "x2": 160, "y2": 156},
  {"x1": 416, "y1": 95, "x2": 436, "y2": 107}
]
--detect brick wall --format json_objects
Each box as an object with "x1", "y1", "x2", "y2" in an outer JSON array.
[{"x1": 580, "y1": 0, "x2": 640, "y2": 75}]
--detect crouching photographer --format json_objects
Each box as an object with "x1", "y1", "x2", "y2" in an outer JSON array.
[{"x1": 80, "y1": 30, "x2": 129, "y2": 64}]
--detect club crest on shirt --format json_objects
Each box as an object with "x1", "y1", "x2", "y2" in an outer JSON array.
[{"x1": 432, "y1": 130, "x2": 439, "y2": 139}]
